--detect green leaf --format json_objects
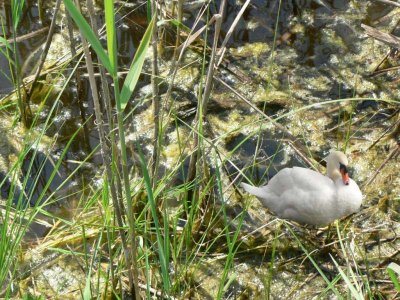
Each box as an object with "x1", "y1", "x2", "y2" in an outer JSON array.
[
  {"x1": 0, "y1": 37, "x2": 12, "y2": 50},
  {"x1": 104, "y1": 0, "x2": 117, "y2": 74},
  {"x1": 63, "y1": 0, "x2": 113, "y2": 74},
  {"x1": 0, "y1": 37, "x2": 15, "y2": 67},
  {"x1": 83, "y1": 274, "x2": 92, "y2": 300},
  {"x1": 146, "y1": 0, "x2": 151, "y2": 22},
  {"x1": 168, "y1": 19, "x2": 191, "y2": 32},
  {"x1": 11, "y1": 0, "x2": 25, "y2": 30},
  {"x1": 387, "y1": 263, "x2": 400, "y2": 292},
  {"x1": 137, "y1": 143, "x2": 170, "y2": 293},
  {"x1": 119, "y1": 16, "x2": 155, "y2": 110}
]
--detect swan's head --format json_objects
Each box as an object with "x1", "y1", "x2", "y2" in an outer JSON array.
[{"x1": 326, "y1": 150, "x2": 350, "y2": 185}]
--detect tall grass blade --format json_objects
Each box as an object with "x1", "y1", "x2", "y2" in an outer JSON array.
[
  {"x1": 387, "y1": 263, "x2": 400, "y2": 292},
  {"x1": 104, "y1": 0, "x2": 117, "y2": 74},
  {"x1": 11, "y1": 0, "x2": 25, "y2": 30},
  {"x1": 286, "y1": 224, "x2": 341, "y2": 297},
  {"x1": 119, "y1": 16, "x2": 155, "y2": 110},
  {"x1": 0, "y1": 37, "x2": 12, "y2": 51},
  {"x1": 146, "y1": 0, "x2": 152, "y2": 22},
  {"x1": 83, "y1": 266, "x2": 92, "y2": 300},
  {"x1": 10, "y1": 0, "x2": 31, "y2": 126},
  {"x1": 103, "y1": 1, "x2": 140, "y2": 296},
  {"x1": 137, "y1": 144, "x2": 170, "y2": 294},
  {"x1": 63, "y1": 0, "x2": 113, "y2": 73},
  {"x1": 330, "y1": 254, "x2": 363, "y2": 300}
]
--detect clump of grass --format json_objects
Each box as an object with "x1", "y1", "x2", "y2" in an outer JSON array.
[{"x1": 0, "y1": 57, "x2": 88, "y2": 297}]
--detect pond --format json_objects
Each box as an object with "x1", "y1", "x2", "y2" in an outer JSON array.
[{"x1": 0, "y1": 0, "x2": 399, "y2": 298}]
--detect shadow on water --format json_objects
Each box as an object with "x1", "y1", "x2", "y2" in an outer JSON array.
[
  {"x1": 0, "y1": 149, "x2": 78, "y2": 207},
  {"x1": 224, "y1": 132, "x2": 308, "y2": 185}
]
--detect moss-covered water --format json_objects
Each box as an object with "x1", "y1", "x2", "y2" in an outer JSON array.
[{"x1": 0, "y1": 0, "x2": 399, "y2": 298}]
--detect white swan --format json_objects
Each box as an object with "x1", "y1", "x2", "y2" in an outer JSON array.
[{"x1": 240, "y1": 151, "x2": 362, "y2": 225}]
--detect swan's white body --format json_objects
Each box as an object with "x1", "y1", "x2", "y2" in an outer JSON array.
[{"x1": 241, "y1": 151, "x2": 362, "y2": 225}]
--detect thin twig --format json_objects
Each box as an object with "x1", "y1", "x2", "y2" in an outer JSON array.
[
  {"x1": 137, "y1": 282, "x2": 178, "y2": 300},
  {"x1": 2, "y1": 27, "x2": 49, "y2": 44},
  {"x1": 151, "y1": 0, "x2": 161, "y2": 185},
  {"x1": 26, "y1": 0, "x2": 62, "y2": 100},
  {"x1": 370, "y1": 65, "x2": 400, "y2": 77},
  {"x1": 370, "y1": 50, "x2": 391, "y2": 74},
  {"x1": 372, "y1": 0, "x2": 400, "y2": 7},
  {"x1": 175, "y1": 14, "x2": 220, "y2": 53},
  {"x1": 369, "y1": 19, "x2": 400, "y2": 75},
  {"x1": 367, "y1": 110, "x2": 400, "y2": 150},
  {"x1": 159, "y1": 1, "x2": 209, "y2": 130},
  {"x1": 216, "y1": 0, "x2": 251, "y2": 66},
  {"x1": 85, "y1": 0, "x2": 115, "y2": 143},
  {"x1": 363, "y1": 144, "x2": 400, "y2": 187},
  {"x1": 186, "y1": 11, "x2": 224, "y2": 185},
  {"x1": 362, "y1": 24, "x2": 400, "y2": 49}
]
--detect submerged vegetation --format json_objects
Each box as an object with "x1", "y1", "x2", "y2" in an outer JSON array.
[{"x1": 0, "y1": 0, "x2": 399, "y2": 299}]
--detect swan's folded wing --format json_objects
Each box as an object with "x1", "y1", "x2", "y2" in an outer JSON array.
[
  {"x1": 268, "y1": 167, "x2": 333, "y2": 194},
  {"x1": 277, "y1": 187, "x2": 337, "y2": 225}
]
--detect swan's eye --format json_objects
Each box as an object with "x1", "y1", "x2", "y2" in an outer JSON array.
[{"x1": 339, "y1": 163, "x2": 347, "y2": 173}]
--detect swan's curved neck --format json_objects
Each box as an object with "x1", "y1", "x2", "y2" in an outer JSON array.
[{"x1": 327, "y1": 160, "x2": 341, "y2": 181}]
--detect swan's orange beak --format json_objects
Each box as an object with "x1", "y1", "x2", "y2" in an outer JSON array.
[{"x1": 339, "y1": 164, "x2": 350, "y2": 185}]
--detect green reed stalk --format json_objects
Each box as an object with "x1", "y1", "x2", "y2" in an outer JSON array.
[
  {"x1": 104, "y1": 1, "x2": 141, "y2": 297},
  {"x1": 10, "y1": 0, "x2": 31, "y2": 126},
  {"x1": 150, "y1": 0, "x2": 161, "y2": 185},
  {"x1": 64, "y1": 0, "x2": 155, "y2": 296}
]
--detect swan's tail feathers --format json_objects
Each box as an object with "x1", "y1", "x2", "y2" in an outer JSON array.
[
  {"x1": 241, "y1": 182, "x2": 276, "y2": 212},
  {"x1": 240, "y1": 182, "x2": 267, "y2": 200}
]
